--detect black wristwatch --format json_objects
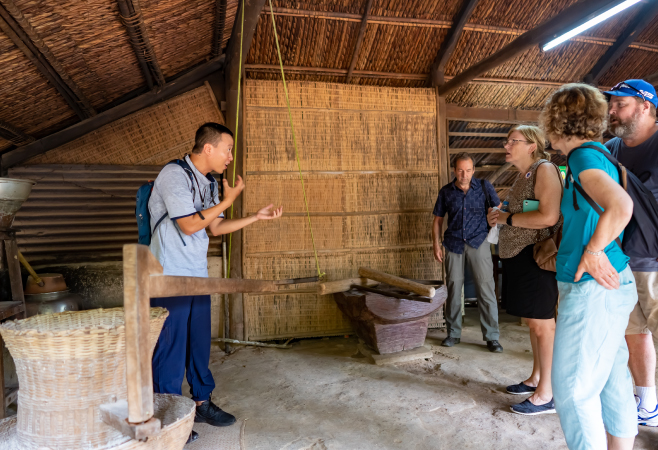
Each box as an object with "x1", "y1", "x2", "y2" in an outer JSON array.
[{"x1": 506, "y1": 213, "x2": 515, "y2": 226}]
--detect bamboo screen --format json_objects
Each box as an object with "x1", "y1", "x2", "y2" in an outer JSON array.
[
  {"x1": 243, "y1": 80, "x2": 443, "y2": 340},
  {"x1": 24, "y1": 84, "x2": 224, "y2": 166}
]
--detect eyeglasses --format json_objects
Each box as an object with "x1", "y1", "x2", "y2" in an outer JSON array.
[
  {"x1": 610, "y1": 82, "x2": 647, "y2": 103},
  {"x1": 504, "y1": 139, "x2": 530, "y2": 146}
]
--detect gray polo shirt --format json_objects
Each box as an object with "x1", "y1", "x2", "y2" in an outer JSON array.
[{"x1": 148, "y1": 155, "x2": 222, "y2": 277}]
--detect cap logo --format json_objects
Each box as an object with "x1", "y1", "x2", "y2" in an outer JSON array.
[{"x1": 640, "y1": 90, "x2": 655, "y2": 100}]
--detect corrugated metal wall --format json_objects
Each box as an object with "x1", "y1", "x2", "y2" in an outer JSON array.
[{"x1": 9, "y1": 164, "x2": 223, "y2": 265}]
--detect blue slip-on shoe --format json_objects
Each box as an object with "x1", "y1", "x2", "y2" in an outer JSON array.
[
  {"x1": 510, "y1": 398, "x2": 556, "y2": 415},
  {"x1": 506, "y1": 382, "x2": 537, "y2": 395}
]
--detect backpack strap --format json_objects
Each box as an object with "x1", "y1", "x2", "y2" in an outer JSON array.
[
  {"x1": 565, "y1": 144, "x2": 623, "y2": 248},
  {"x1": 480, "y1": 178, "x2": 494, "y2": 209}
]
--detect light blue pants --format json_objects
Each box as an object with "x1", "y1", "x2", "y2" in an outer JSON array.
[{"x1": 552, "y1": 267, "x2": 638, "y2": 450}]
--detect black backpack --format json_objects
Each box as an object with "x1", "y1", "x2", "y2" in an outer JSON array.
[{"x1": 565, "y1": 144, "x2": 658, "y2": 259}]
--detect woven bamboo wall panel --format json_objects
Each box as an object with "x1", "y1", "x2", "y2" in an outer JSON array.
[
  {"x1": 245, "y1": 173, "x2": 437, "y2": 214},
  {"x1": 245, "y1": 110, "x2": 437, "y2": 172},
  {"x1": 346, "y1": 213, "x2": 434, "y2": 249},
  {"x1": 25, "y1": 85, "x2": 223, "y2": 165},
  {"x1": 246, "y1": 293, "x2": 352, "y2": 341}
]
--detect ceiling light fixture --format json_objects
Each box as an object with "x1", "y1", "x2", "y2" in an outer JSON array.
[{"x1": 543, "y1": 0, "x2": 643, "y2": 51}]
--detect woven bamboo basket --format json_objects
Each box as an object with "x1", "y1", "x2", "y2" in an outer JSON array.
[
  {"x1": 0, "y1": 394, "x2": 195, "y2": 450},
  {"x1": 0, "y1": 307, "x2": 168, "y2": 450}
]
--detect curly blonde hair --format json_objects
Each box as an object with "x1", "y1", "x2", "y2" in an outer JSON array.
[
  {"x1": 508, "y1": 125, "x2": 549, "y2": 161},
  {"x1": 539, "y1": 83, "x2": 608, "y2": 141}
]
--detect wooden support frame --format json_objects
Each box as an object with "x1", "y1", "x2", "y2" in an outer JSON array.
[
  {"x1": 584, "y1": 0, "x2": 658, "y2": 85},
  {"x1": 345, "y1": 0, "x2": 373, "y2": 84},
  {"x1": 0, "y1": 121, "x2": 34, "y2": 146},
  {"x1": 428, "y1": 0, "x2": 480, "y2": 87},
  {"x1": 211, "y1": 0, "x2": 228, "y2": 57},
  {"x1": 439, "y1": 0, "x2": 617, "y2": 96}
]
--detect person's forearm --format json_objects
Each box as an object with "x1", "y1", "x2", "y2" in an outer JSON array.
[
  {"x1": 505, "y1": 210, "x2": 559, "y2": 230},
  {"x1": 432, "y1": 218, "x2": 442, "y2": 248},
  {"x1": 210, "y1": 215, "x2": 259, "y2": 236},
  {"x1": 587, "y1": 207, "x2": 631, "y2": 252},
  {"x1": 177, "y1": 199, "x2": 235, "y2": 235}
]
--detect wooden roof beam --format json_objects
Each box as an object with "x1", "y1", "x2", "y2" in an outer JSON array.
[
  {"x1": 585, "y1": 0, "x2": 658, "y2": 85},
  {"x1": 117, "y1": 0, "x2": 165, "y2": 88},
  {"x1": 0, "y1": 121, "x2": 34, "y2": 146},
  {"x1": 211, "y1": 0, "x2": 228, "y2": 58},
  {"x1": 0, "y1": 2, "x2": 96, "y2": 120},
  {"x1": 345, "y1": 0, "x2": 373, "y2": 84},
  {"x1": 428, "y1": 0, "x2": 480, "y2": 87},
  {"x1": 2, "y1": 56, "x2": 224, "y2": 169},
  {"x1": 439, "y1": 0, "x2": 618, "y2": 96}
]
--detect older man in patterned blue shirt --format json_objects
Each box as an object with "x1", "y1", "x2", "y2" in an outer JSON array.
[{"x1": 432, "y1": 152, "x2": 503, "y2": 353}]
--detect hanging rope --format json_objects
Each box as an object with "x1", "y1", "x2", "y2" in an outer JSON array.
[
  {"x1": 267, "y1": 0, "x2": 324, "y2": 278},
  {"x1": 226, "y1": 0, "x2": 244, "y2": 279}
]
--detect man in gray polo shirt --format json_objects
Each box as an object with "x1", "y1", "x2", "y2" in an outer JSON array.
[{"x1": 149, "y1": 123, "x2": 282, "y2": 442}]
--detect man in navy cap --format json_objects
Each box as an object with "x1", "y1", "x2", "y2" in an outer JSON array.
[{"x1": 604, "y1": 79, "x2": 658, "y2": 427}]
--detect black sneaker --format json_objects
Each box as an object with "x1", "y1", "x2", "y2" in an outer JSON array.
[
  {"x1": 195, "y1": 397, "x2": 237, "y2": 427},
  {"x1": 186, "y1": 430, "x2": 199, "y2": 444},
  {"x1": 441, "y1": 337, "x2": 460, "y2": 347},
  {"x1": 506, "y1": 382, "x2": 537, "y2": 395},
  {"x1": 510, "y1": 398, "x2": 556, "y2": 415},
  {"x1": 487, "y1": 340, "x2": 503, "y2": 353}
]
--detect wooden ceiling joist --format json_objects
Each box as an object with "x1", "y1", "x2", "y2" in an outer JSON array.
[
  {"x1": 1, "y1": 56, "x2": 225, "y2": 169},
  {"x1": 0, "y1": 121, "x2": 34, "y2": 146},
  {"x1": 211, "y1": 0, "x2": 228, "y2": 58},
  {"x1": 117, "y1": 0, "x2": 165, "y2": 88},
  {"x1": 439, "y1": 0, "x2": 619, "y2": 96},
  {"x1": 345, "y1": 0, "x2": 373, "y2": 84},
  {"x1": 428, "y1": 0, "x2": 480, "y2": 87},
  {"x1": 0, "y1": 2, "x2": 96, "y2": 120},
  {"x1": 585, "y1": 0, "x2": 658, "y2": 85},
  {"x1": 261, "y1": 5, "x2": 658, "y2": 53},
  {"x1": 445, "y1": 105, "x2": 541, "y2": 123}
]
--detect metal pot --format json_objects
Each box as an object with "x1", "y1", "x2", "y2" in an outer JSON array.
[{"x1": 24, "y1": 290, "x2": 81, "y2": 317}]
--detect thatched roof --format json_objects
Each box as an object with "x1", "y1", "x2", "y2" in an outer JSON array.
[{"x1": 2, "y1": 0, "x2": 658, "y2": 160}]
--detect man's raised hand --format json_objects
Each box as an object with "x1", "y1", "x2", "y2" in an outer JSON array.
[
  {"x1": 256, "y1": 204, "x2": 283, "y2": 220},
  {"x1": 223, "y1": 176, "x2": 245, "y2": 202}
]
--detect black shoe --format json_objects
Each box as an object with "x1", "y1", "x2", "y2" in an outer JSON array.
[
  {"x1": 441, "y1": 337, "x2": 460, "y2": 347},
  {"x1": 195, "y1": 397, "x2": 237, "y2": 427},
  {"x1": 186, "y1": 430, "x2": 199, "y2": 444},
  {"x1": 510, "y1": 398, "x2": 556, "y2": 415},
  {"x1": 506, "y1": 382, "x2": 537, "y2": 395},
  {"x1": 487, "y1": 340, "x2": 503, "y2": 353}
]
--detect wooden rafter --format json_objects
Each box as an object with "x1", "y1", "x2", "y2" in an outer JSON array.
[
  {"x1": 585, "y1": 0, "x2": 658, "y2": 85},
  {"x1": 0, "y1": 3, "x2": 95, "y2": 120},
  {"x1": 261, "y1": 5, "x2": 658, "y2": 53},
  {"x1": 428, "y1": 0, "x2": 480, "y2": 87},
  {"x1": 117, "y1": 0, "x2": 165, "y2": 88},
  {"x1": 211, "y1": 0, "x2": 228, "y2": 57},
  {"x1": 345, "y1": 0, "x2": 373, "y2": 84},
  {"x1": 439, "y1": 0, "x2": 617, "y2": 96},
  {"x1": 0, "y1": 121, "x2": 34, "y2": 146},
  {"x1": 1, "y1": 56, "x2": 224, "y2": 169}
]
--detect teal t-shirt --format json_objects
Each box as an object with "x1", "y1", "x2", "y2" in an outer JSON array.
[{"x1": 556, "y1": 142, "x2": 629, "y2": 283}]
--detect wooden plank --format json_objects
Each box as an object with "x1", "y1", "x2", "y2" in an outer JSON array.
[
  {"x1": 122, "y1": 244, "x2": 158, "y2": 423},
  {"x1": 358, "y1": 267, "x2": 435, "y2": 298},
  {"x1": 428, "y1": 0, "x2": 480, "y2": 87},
  {"x1": 445, "y1": 105, "x2": 541, "y2": 123},
  {"x1": 351, "y1": 284, "x2": 433, "y2": 303},
  {"x1": 486, "y1": 162, "x2": 514, "y2": 183},
  {"x1": 370, "y1": 346, "x2": 433, "y2": 365},
  {"x1": 2, "y1": 56, "x2": 224, "y2": 168},
  {"x1": 449, "y1": 148, "x2": 505, "y2": 154},
  {"x1": 585, "y1": 1, "x2": 658, "y2": 84},
  {"x1": 149, "y1": 275, "x2": 277, "y2": 298},
  {"x1": 317, "y1": 277, "x2": 378, "y2": 295},
  {"x1": 448, "y1": 132, "x2": 508, "y2": 137},
  {"x1": 345, "y1": 0, "x2": 373, "y2": 84},
  {"x1": 4, "y1": 240, "x2": 24, "y2": 315},
  {"x1": 439, "y1": 0, "x2": 614, "y2": 96}
]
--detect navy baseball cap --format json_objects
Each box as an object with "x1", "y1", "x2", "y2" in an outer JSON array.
[{"x1": 604, "y1": 79, "x2": 658, "y2": 108}]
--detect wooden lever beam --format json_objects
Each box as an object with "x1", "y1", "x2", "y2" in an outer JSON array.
[
  {"x1": 350, "y1": 285, "x2": 433, "y2": 303},
  {"x1": 358, "y1": 267, "x2": 435, "y2": 298}
]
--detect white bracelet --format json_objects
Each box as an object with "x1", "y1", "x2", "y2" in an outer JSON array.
[{"x1": 585, "y1": 248, "x2": 604, "y2": 257}]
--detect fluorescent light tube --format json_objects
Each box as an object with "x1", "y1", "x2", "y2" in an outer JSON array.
[{"x1": 543, "y1": 0, "x2": 643, "y2": 51}]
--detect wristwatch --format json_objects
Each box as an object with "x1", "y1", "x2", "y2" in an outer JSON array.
[{"x1": 506, "y1": 213, "x2": 514, "y2": 226}]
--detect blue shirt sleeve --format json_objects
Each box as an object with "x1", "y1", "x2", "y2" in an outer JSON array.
[
  {"x1": 433, "y1": 188, "x2": 447, "y2": 217},
  {"x1": 484, "y1": 180, "x2": 500, "y2": 206},
  {"x1": 569, "y1": 147, "x2": 617, "y2": 183}
]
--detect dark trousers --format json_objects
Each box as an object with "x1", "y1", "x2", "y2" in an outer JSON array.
[{"x1": 150, "y1": 294, "x2": 215, "y2": 402}]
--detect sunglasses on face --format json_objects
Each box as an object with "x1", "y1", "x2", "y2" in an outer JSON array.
[{"x1": 611, "y1": 82, "x2": 647, "y2": 103}]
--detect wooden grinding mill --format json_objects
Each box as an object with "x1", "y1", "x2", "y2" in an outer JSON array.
[{"x1": 0, "y1": 244, "x2": 318, "y2": 449}]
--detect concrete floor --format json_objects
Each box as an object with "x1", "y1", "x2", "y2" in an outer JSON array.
[{"x1": 192, "y1": 308, "x2": 658, "y2": 450}]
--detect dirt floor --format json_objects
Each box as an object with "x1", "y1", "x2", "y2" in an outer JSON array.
[{"x1": 189, "y1": 308, "x2": 658, "y2": 450}]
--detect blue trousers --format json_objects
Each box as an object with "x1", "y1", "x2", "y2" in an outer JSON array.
[{"x1": 150, "y1": 294, "x2": 215, "y2": 402}]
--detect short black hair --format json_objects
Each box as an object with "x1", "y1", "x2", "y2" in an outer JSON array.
[
  {"x1": 452, "y1": 152, "x2": 474, "y2": 169},
  {"x1": 192, "y1": 123, "x2": 234, "y2": 154}
]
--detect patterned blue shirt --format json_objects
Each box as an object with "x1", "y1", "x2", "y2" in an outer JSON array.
[{"x1": 433, "y1": 178, "x2": 500, "y2": 254}]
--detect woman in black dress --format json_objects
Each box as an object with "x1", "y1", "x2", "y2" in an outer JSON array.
[{"x1": 487, "y1": 125, "x2": 563, "y2": 415}]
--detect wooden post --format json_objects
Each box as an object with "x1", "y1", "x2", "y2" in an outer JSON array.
[
  {"x1": 0, "y1": 334, "x2": 5, "y2": 420},
  {"x1": 4, "y1": 239, "x2": 24, "y2": 318},
  {"x1": 224, "y1": 0, "x2": 266, "y2": 341},
  {"x1": 122, "y1": 244, "x2": 161, "y2": 423}
]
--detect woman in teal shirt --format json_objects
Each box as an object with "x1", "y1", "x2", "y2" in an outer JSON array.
[{"x1": 541, "y1": 83, "x2": 637, "y2": 450}]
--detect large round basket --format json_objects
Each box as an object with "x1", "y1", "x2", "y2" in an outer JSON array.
[
  {"x1": 0, "y1": 307, "x2": 168, "y2": 450},
  {"x1": 0, "y1": 393, "x2": 195, "y2": 450}
]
